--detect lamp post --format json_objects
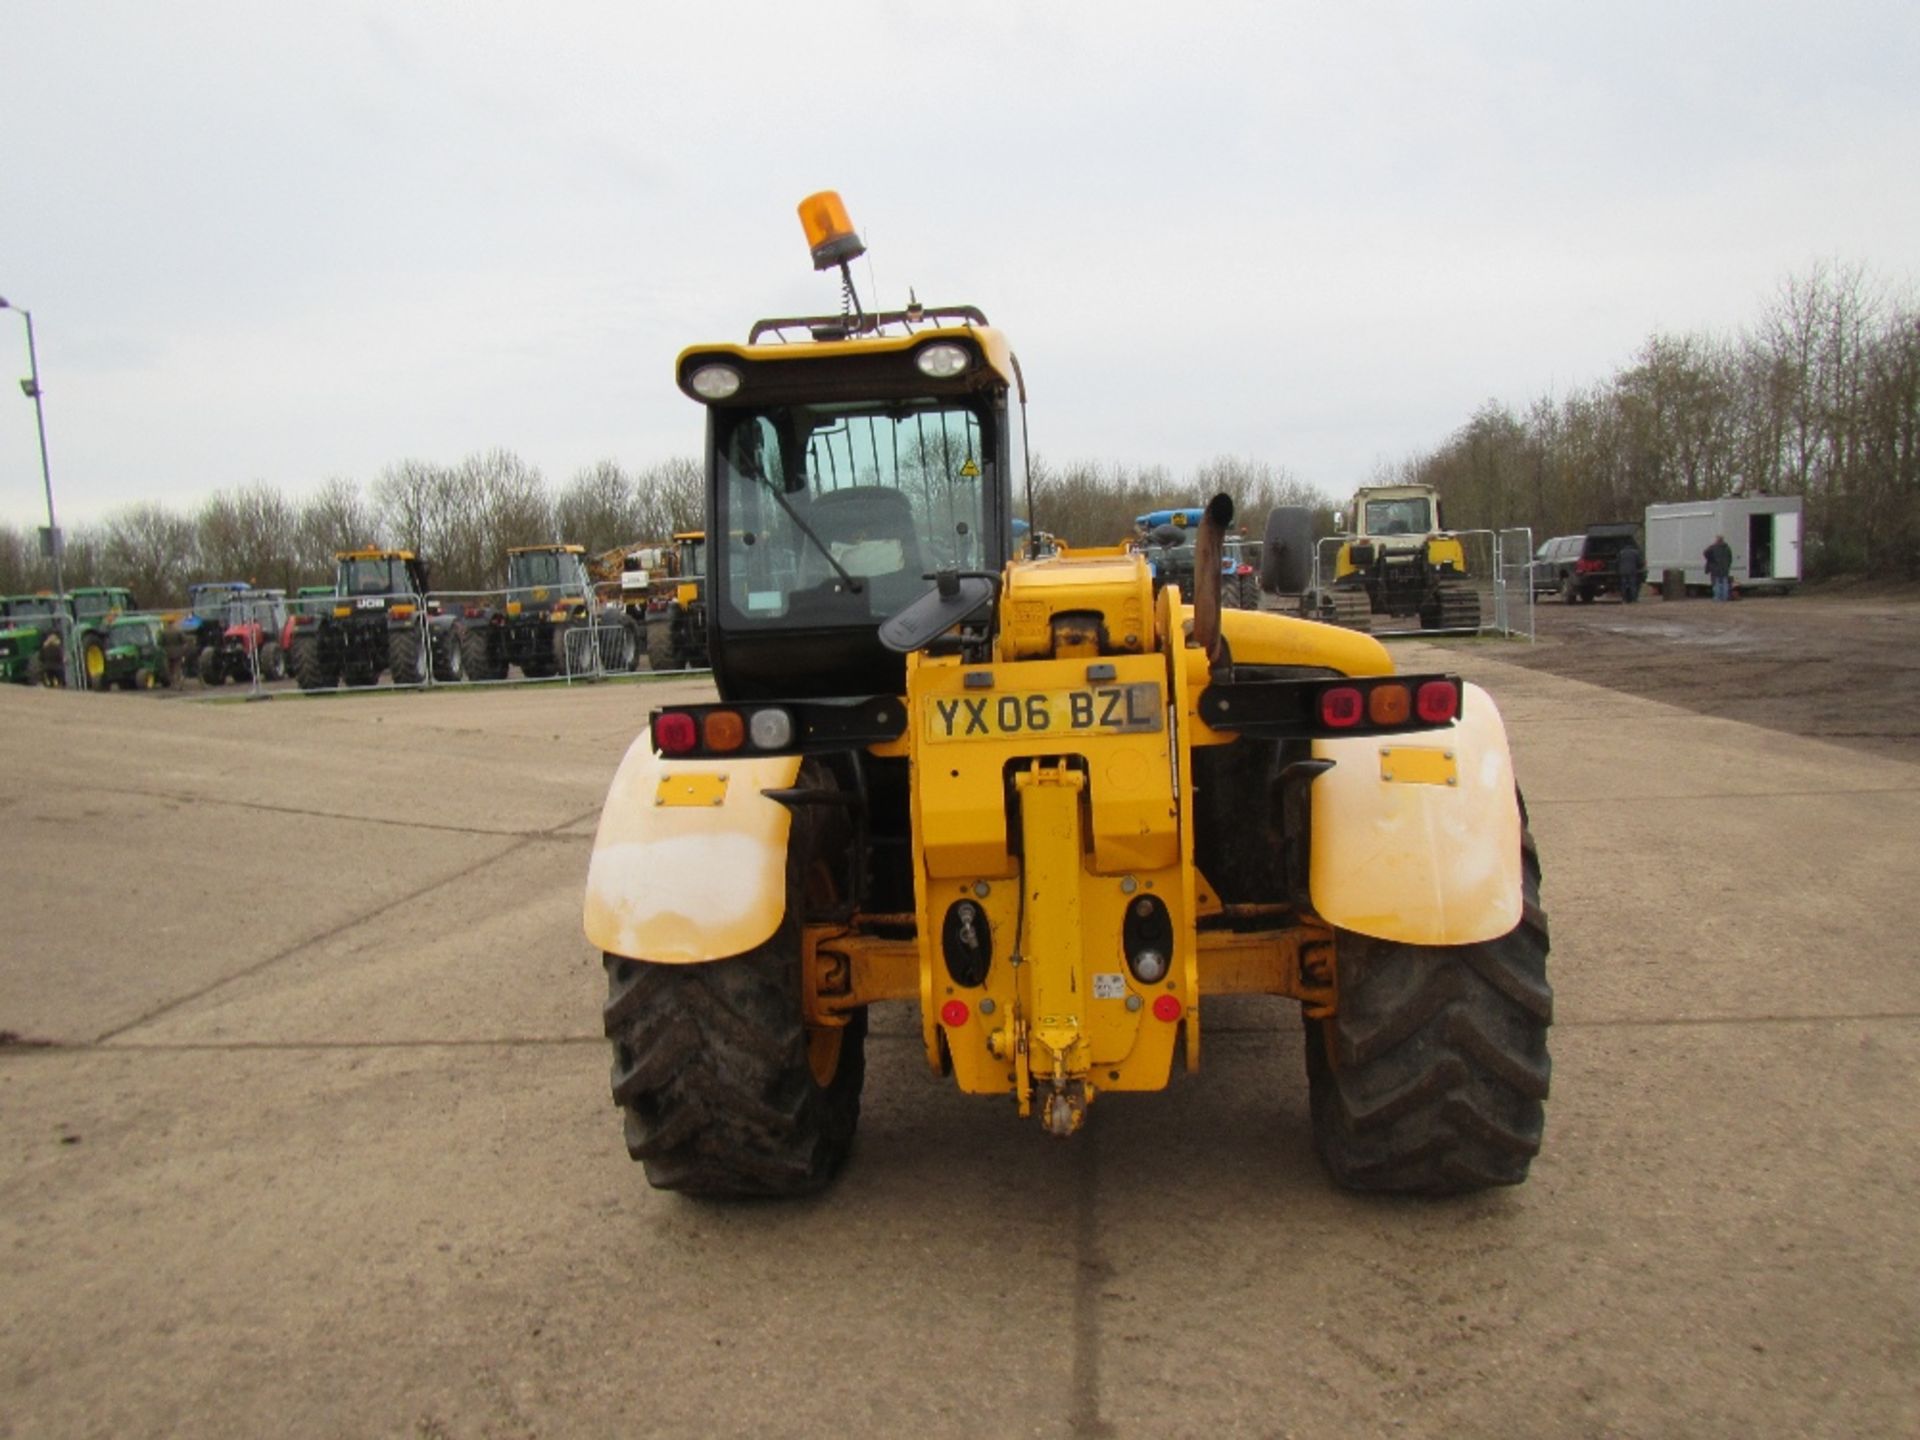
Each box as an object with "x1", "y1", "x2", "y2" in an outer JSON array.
[{"x1": 0, "y1": 296, "x2": 74, "y2": 688}]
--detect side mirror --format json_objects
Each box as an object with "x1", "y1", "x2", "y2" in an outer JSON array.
[
  {"x1": 1332, "y1": 510, "x2": 1346, "y2": 532},
  {"x1": 877, "y1": 570, "x2": 997, "y2": 654}
]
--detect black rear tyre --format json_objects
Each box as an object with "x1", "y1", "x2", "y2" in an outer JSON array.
[
  {"x1": 388, "y1": 627, "x2": 426, "y2": 684},
  {"x1": 430, "y1": 626, "x2": 464, "y2": 682},
  {"x1": 292, "y1": 635, "x2": 337, "y2": 690},
  {"x1": 602, "y1": 763, "x2": 864, "y2": 1196},
  {"x1": 1306, "y1": 808, "x2": 1551, "y2": 1194},
  {"x1": 458, "y1": 624, "x2": 494, "y2": 681},
  {"x1": 646, "y1": 616, "x2": 680, "y2": 672},
  {"x1": 1260, "y1": 506, "x2": 1314, "y2": 595}
]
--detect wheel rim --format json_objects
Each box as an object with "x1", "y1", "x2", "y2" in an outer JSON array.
[
  {"x1": 86, "y1": 645, "x2": 105, "y2": 679},
  {"x1": 801, "y1": 850, "x2": 846, "y2": 1087}
]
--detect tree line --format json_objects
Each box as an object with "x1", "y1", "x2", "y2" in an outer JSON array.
[
  {"x1": 0, "y1": 454, "x2": 706, "y2": 606},
  {"x1": 1022, "y1": 455, "x2": 1331, "y2": 549},
  {"x1": 5, "y1": 259, "x2": 1911, "y2": 606},
  {"x1": 0, "y1": 444, "x2": 1324, "y2": 609},
  {"x1": 1389, "y1": 262, "x2": 1920, "y2": 577}
]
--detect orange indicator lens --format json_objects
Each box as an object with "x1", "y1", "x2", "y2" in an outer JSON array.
[
  {"x1": 703, "y1": 710, "x2": 746, "y2": 752},
  {"x1": 1368, "y1": 684, "x2": 1411, "y2": 725}
]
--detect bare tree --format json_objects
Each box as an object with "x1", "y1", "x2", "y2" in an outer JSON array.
[
  {"x1": 0, "y1": 523, "x2": 36, "y2": 594},
  {"x1": 556, "y1": 460, "x2": 641, "y2": 554},
  {"x1": 98, "y1": 503, "x2": 200, "y2": 608},
  {"x1": 633, "y1": 457, "x2": 704, "y2": 539},
  {"x1": 197, "y1": 484, "x2": 300, "y2": 591},
  {"x1": 295, "y1": 478, "x2": 378, "y2": 581},
  {"x1": 372, "y1": 450, "x2": 553, "y2": 591},
  {"x1": 370, "y1": 459, "x2": 452, "y2": 560}
]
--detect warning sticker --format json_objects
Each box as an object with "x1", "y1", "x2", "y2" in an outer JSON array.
[
  {"x1": 958, "y1": 457, "x2": 980, "y2": 478},
  {"x1": 1092, "y1": 973, "x2": 1128, "y2": 1000}
]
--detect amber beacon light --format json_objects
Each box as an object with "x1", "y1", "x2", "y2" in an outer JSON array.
[{"x1": 798, "y1": 190, "x2": 866, "y2": 270}]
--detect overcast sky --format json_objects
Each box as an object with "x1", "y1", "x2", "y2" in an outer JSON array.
[{"x1": 3, "y1": 1, "x2": 1916, "y2": 529}]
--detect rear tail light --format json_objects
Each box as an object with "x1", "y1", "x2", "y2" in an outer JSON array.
[
  {"x1": 1416, "y1": 680, "x2": 1460, "y2": 724},
  {"x1": 1199, "y1": 673, "x2": 1464, "y2": 738},
  {"x1": 1320, "y1": 687, "x2": 1364, "y2": 729},
  {"x1": 654, "y1": 712, "x2": 698, "y2": 754},
  {"x1": 1576, "y1": 558, "x2": 1603, "y2": 573},
  {"x1": 652, "y1": 704, "x2": 813, "y2": 757}
]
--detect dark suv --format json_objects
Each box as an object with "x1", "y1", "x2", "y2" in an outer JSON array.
[
  {"x1": 1532, "y1": 535, "x2": 1582, "y2": 596},
  {"x1": 1541, "y1": 523, "x2": 1643, "y2": 603}
]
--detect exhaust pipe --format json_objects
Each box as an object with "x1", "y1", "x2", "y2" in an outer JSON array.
[{"x1": 1191, "y1": 492, "x2": 1234, "y2": 665}]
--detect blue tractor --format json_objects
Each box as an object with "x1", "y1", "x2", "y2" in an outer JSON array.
[
  {"x1": 1133, "y1": 507, "x2": 1258, "y2": 607},
  {"x1": 176, "y1": 582, "x2": 254, "y2": 674}
]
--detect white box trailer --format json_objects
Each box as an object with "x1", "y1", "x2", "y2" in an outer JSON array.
[{"x1": 1644, "y1": 495, "x2": 1802, "y2": 593}]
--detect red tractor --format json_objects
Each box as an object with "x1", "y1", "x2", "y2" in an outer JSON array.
[{"x1": 199, "y1": 591, "x2": 290, "y2": 685}]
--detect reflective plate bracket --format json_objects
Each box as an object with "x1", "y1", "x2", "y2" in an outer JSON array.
[
  {"x1": 1377, "y1": 745, "x2": 1456, "y2": 787},
  {"x1": 656, "y1": 773, "x2": 730, "y2": 807}
]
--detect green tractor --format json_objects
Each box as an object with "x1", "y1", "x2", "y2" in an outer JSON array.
[
  {"x1": 66, "y1": 587, "x2": 140, "y2": 691},
  {"x1": 0, "y1": 595, "x2": 66, "y2": 685},
  {"x1": 97, "y1": 615, "x2": 184, "y2": 690}
]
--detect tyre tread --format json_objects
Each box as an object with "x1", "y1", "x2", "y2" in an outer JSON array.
[{"x1": 1308, "y1": 804, "x2": 1552, "y2": 1194}]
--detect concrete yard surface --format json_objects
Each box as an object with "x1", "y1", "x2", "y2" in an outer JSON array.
[{"x1": 1, "y1": 646, "x2": 1916, "y2": 1439}]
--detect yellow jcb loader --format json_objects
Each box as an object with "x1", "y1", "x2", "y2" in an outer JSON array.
[{"x1": 584, "y1": 193, "x2": 1551, "y2": 1197}]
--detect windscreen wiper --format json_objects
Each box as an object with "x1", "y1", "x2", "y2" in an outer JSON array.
[{"x1": 751, "y1": 472, "x2": 864, "y2": 594}]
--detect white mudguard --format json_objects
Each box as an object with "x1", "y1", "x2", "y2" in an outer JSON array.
[
  {"x1": 582, "y1": 738, "x2": 803, "y2": 962},
  {"x1": 1308, "y1": 682, "x2": 1523, "y2": 946}
]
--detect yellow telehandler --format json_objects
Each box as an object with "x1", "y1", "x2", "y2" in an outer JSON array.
[{"x1": 585, "y1": 193, "x2": 1550, "y2": 1197}]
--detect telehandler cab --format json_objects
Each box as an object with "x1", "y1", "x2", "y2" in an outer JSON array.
[{"x1": 585, "y1": 193, "x2": 1551, "y2": 1197}]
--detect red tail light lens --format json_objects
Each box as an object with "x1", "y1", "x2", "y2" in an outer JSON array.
[
  {"x1": 655, "y1": 712, "x2": 697, "y2": 754},
  {"x1": 1320, "y1": 687, "x2": 1364, "y2": 728},
  {"x1": 1416, "y1": 681, "x2": 1459, "y2": 724},
  {"x1": 939, "y1": 1000, "x2": 971, "y2": 1028},
  {"x1": 1368, "y1": 683, "x2": 1411, "y2": 725}
]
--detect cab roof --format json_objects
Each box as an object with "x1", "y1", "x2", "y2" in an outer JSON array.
[{"x1": 676, "y1": 315, "x2": 1018, "y2": 407}]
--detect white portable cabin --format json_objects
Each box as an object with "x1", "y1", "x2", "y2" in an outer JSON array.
[{"x1": 1643, "y1": 495, "x2": 1802, "y2": 592}]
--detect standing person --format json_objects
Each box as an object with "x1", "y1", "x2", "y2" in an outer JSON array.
[
  {"x1": 1704, "y1": 534, "x2": 1734, "y2": 602},
  {"x1": 1616, "y1": 539, "x2": 1643, "y2": 603}
]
